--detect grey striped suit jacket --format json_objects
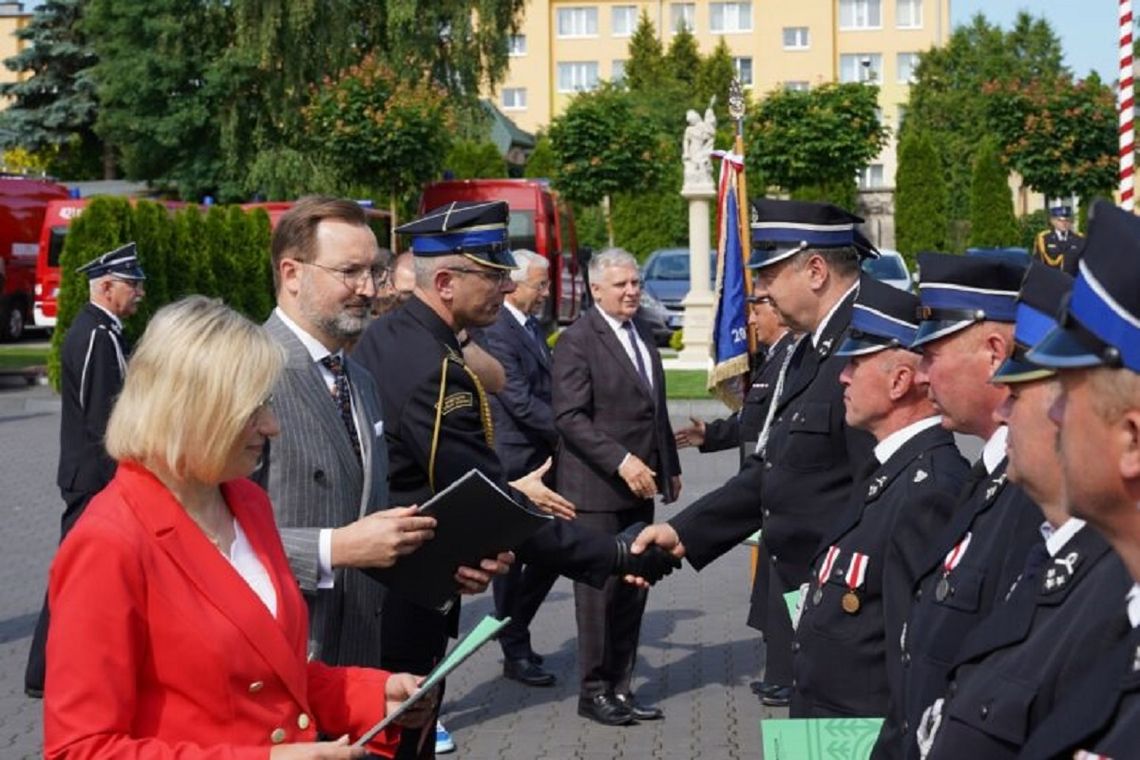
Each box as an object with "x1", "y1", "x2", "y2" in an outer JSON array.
[{"x1": 256, "y1": 312, "x2": 390, "y2": 668}]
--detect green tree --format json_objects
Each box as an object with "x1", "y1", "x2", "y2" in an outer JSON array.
[
  {"x1": 985, "y1": 72, "x2": 1116, "y2": 203},
  {"x1": 84, "y1": 0, "x2": 228, "y2": 199},
  {"x1": 524, "y1": 134, "x2": 558, "y2": 179},
  {"x1": 895, "y1": 131, "x2": 948, "y2": 265},
  {"x1": 695, "y1": 38, "x2": 738, "y2": 120},
  {"x1": 129, "y1": 201, "x2": 174, "y2": 331},
  {"x1": 548, "y1": 84, "x2": 661, "y2": 244},
  {"x1": 0, "y1": 0, "x2": 104, "y2": 179},
  {"x1": 665, "y1": 26, "x2": 700, "y2": 88},
  {"x1": 303, "y1": 55, "x2": 455, "y2": 233},
  {"x1": 444, "y1": 139, "x2": 507, "y2": 178},
  {"x1": 745, "y1": 82, "x2": 888, "y2": 197},
  {"x1": 968, "y1": 140, "x2": 1019, "y2": 248},
  {"x1": 610, "y1": 141, "x2": 687, "y2": 258},
  {"x1": 624, "y1": 11, "x2": 665, "y2": 92}
]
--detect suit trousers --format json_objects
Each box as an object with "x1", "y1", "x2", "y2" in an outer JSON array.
[
  {"x1": 26, "y1": 488, "x2": 97, "y2": 693},
  {"x1": 762, "y1": 551, "x2": 796, "y2": 686},
  {"x1": 494, "y1": 560, "x2": 559, "y2": 660},
  {"x1": 573, "y1": 503, "x2": 653, "y2": 698}
]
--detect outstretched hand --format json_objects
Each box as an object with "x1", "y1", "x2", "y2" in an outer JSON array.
[{"x1": 510, "y1": 458, "x2": 576, "y2": 520}]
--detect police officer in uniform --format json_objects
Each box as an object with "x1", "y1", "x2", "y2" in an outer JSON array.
[
  {"x1": 1015, "y1": 200, "x2": 1140, "y2": 759},
  {"x1": 352, "y1": 201, "x2": 679, "y2": 758},
  {"x1": 26, "y1": 243, "x2": 145, "y2": 697},
  {"x1": 791, "y1": 276, "x2": 968, "y2": 720},
  {"x1": 1032, "y1": 204, "x2": 1083, "y2": 275},
  {"x1": 918, "y1": 262, "x2": 1131, "y2": 759},
  {"x1": 628, "y1": 199, "x2": 879, "y2": 707},
  {"x1": 871, "y1": 253, "x2": 1043, "y2": 760}
]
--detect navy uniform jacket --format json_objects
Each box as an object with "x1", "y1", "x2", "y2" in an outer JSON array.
[
  {"x1": 1018, "y1": 621, "x2": 1140, "y2": 759},
  {"x1": 670, "y1": 284, "x2": 875, "y2": 592},
  {"x1": 926, "y1": 526, "x2": 1131, "y2": 760},
  {"x1": 351, "y1": 297, "x2": 616, "y2": 667},
  {"x1": 1032, "y1": 230, "x2": 1084, "y2": 275},
  {"x1": 57, "y1": 303, "x2": 128, "y2": 504},
  {"x1": 700, "y1": 331, "x2": 795, "y2": 463},
  {"x1": 791, "y1": 423, "x2": 968, "y2": 719},
  {"x1": 873, "y1": 459, "x2": 1043, "y2": 760},
  {"x1": 470, "y1": 307, "x2": 556, "y2": 480}
]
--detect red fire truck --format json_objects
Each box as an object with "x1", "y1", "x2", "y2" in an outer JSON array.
[{"x1": 0, "y1": 177, "x2": 72, "y2": 339}]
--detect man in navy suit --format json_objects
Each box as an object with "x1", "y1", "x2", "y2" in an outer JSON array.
[{"x1": 472, "y1": 249, "x2": 561, "y2": 687}]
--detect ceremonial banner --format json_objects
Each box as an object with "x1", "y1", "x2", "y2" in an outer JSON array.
[
  {"x1": 762, "y1": 718, "x2": 885, "y2": 759},
  {"x1": 707, "y1": 151, "x2": 751, "y2": 409}
]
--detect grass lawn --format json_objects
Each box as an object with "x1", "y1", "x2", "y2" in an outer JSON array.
[
  {"x1": 0, "y1": 344, "x2": 49, "y2": 371},
  {"x1": 665, "y1": 369, "x2": 714, "y2": 399}
]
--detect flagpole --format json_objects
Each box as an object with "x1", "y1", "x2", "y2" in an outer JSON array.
[{"x1": 728, "y1": 79, "x2": 756, "y2": 354}]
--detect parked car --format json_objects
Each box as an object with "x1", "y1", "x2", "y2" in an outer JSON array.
[
  {"x1": 640, "y1": 247, "x2": 717, "y2": 331},
  {"x1": 638, "y1": 290, "x2": 674, "y2": 347},
  {"x1": 861, "y1": 248, "x2": 912, "y2": 291}
]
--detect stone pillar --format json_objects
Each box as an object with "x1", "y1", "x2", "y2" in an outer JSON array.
[{"x1": 676, "y1": 183, "x2": 716, "y2": 368}]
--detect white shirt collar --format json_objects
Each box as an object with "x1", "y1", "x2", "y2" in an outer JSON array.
[
  {"x1": 274, "y1": 307, "x2": 340, "y2": 364},
  {"x1": 503, "y1": 300, "x2": 529, "y2": 328},
  {"x1": 1041, "y1": 517, "x2": 1086, "y2": 557},
  {"x1": 873, "y1": 416, "x2": 942, "y2": 465},
  {"x1": 1128, "y1": 583, "x2": 1140, "y2": 629},
  {"x1": 982, "y1": 425, "x2": 1009, "y2": 475},
  {"x1": 90, "y1": 302, "x2": 123, "y2": 331},
  {"x1": 596, "y1": 303, "x2": 631, "y2": 332},
  {"x1": 812, "y1": 281, "x2": 860, "y2": 348}
]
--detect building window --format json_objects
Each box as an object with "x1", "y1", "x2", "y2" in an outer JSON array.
[
  {"x1": 896, "y1": 52, "x2": 919, "y2": 83},
  {"x1": 611, "y1": 5, "x2": 638, "y2": 36},
  {"x1": 782, "y1": 27, "x2": 810, "y2": 50},
  {"x1": 670, "y1": 3, "x2": 696, "y2": 33},
  {"x1": 839, "y1": 53, "x2": 882, "y2": 83},
  {"x1": 785, "y1": 81, "x2": 810, "y2": 92},
  {"x1": 733, "y1": 57, "x2": 753, "y2": 86},
  {"x1": 611, "y1": 59, "x2": 627, "y2": 84},
  {"x1": 857, "y1": 164, "x2": 886, "y2": 189},
  {"x1": 896, "y1": 0, "x2": 922, "y2": 28},
  {"x1": 557, "y1": 61, "x2": 600, "y2": 92},
  {"x1": 710, "y1": 2, "x2": 752, "y2": 33},
  {"x1": 556, "y1": 7, "x2": 598, "y2": 38},
  {"x1": 508, "y1": 35, "x2": 526, "y2": 56},
  {"x1": 502, "y1": 87, "x2": 527, "y2": 110},
  {"x1": 839, "y1": 0, "x2": 881, "y2": 30}
]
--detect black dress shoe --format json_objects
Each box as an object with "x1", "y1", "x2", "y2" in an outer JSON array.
[
  {"x1": 503, "y1": 657, "x2": 556, "y2": 686},
  {"x1": 24, "y1": 686, "x2": 43, "y2": 699},
  {"x1": 761, "y1": 685, "x2": 792, "y2": 707},
  {"x1": 749, "y1": 680, "x2": 768, "y2": 695},
  {"x1": 578, "y1": 693, "x2": 635, "y2": 726},
  {"x1": 527, "y1": 651, "x2": 544, "y2": 665},
  {"x1": 613, "y1": 693, "x2": 664, "y2": 720}
]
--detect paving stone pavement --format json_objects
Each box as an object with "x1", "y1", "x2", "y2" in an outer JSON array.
[{"x1": 0, "y1": 381, "x2": 784, "y2": 758}]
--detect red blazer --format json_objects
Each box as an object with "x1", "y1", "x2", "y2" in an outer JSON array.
[{"x1": 44, "y1": 462, "x2": 401, "y2": 759}]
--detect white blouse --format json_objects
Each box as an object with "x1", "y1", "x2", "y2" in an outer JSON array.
[{"x1": 224, "y1": 518, "x2": 278, "y2": 618}]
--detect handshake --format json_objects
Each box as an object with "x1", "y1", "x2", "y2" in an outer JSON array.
[{"x1": 613, "y1": 522, "x2": 683, "y2": 585}]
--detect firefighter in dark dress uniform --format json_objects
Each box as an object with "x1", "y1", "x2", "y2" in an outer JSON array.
[
  {"x1": 25, "y1": 243, "x2": 145, "y2": 697},
  {"x1": 1032, "y1": 204, "x2": 1083, "y2": 275},
  {"x1": 918, "y1": 262, "x2": 1131, "y2": 759},
  {"x1": 791, "y1": 276, "x2": 969, "y2": 721},
  {"x1": 1014, "y1": 200, "x2": 1140, "y2": 759}
]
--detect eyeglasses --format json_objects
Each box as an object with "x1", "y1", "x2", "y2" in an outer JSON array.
[
  {"x1": 447, "y1": 267, "x2": 514, "y2": 287},
  {"x1": 303, "y1": 261, "x2": 391, "y2": 290},
  {"x1": 247, "y1": 393, "x2": 275, "y2": 425},
  {"x1": 517, "y1": 279, "x2": 550, "y2": 292}
]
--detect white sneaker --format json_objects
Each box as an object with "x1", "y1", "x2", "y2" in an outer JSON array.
[{"x1": 435, "y1": 720, "x2": 456, "y2": 754}]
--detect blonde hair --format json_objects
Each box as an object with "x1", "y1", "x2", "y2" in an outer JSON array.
[{"x1": 105, "y1": 296, "x2": 285, "y2": 483}]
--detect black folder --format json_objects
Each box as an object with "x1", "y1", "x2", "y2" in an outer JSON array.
[{"x1": 367, "y1": 469, "x2": 553, "y2": 613}]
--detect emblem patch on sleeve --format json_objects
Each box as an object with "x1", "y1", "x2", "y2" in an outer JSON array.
[{"x1": 440, "y1": 391, "x2": 474, "y2": 415}]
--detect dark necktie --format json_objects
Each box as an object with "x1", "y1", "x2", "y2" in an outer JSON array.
[
  {"x1": 621, "y1": 321, "x2": 651, "y2": 388},
  {"x1": 525, "y1": 316, "x2": 546, "y2": 352},
  {"x1": 959, "y1": 458, "x2": 989, "y2": 501},
  {"x1": 320, "y1": 355, "x2": 362, "y2": 464}
]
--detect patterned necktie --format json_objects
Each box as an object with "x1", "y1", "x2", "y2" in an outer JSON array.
[
  {"x1": 621, "y1": 321, "x2": 651, "y2": 388},
  {"x1": 755, "y1": 336, "x2": 803, "y2": 457},
  {"x1": 320, "y1": 354, "x2": 362, "y2": 464}
]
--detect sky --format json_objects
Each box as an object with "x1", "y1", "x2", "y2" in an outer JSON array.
[{"x1": 952, "y1": 0, "x2": 1120, "y2": 80}]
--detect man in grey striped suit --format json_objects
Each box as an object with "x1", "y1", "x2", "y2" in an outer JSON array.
[{"x1": 255, "y1": 196, "x2": 440, "y2": 668}]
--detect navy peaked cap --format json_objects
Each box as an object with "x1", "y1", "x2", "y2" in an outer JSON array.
[
  {"x1": 911, "y1": 252, "x2": 1026, "y2": 348},
  {"x1": 1028, "y1": 200, "x2": 1140, "y2": 373},
  {"x1": 992, "y1": 262, "x2": 1073, "y2": 384},
  {"x1": 397, "y1": 200, "x2": 515, "y2": 270},
  {"x1": 747, "y1": 198, "x2": 870, "y2": 269},
  {"x1": 75, "y1": 242, "x2": 146, "y2": 281},
  {"x1": 1049, "y1": 205, "x2": 1073, "y2": 218},
  {"x1": 837, "y1": 277, "x2": 921, "y2": 357}
]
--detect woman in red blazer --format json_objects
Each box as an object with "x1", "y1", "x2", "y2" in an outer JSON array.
[{"x1": 44, "y1": 296, "x2": 432, "y2": 759}]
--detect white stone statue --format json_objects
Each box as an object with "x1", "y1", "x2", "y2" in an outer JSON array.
[{"x1": 682, "y1": 98, "x2": 717, "y2": 190}]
